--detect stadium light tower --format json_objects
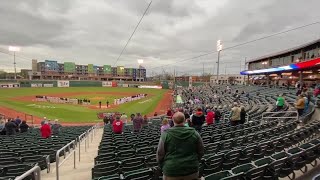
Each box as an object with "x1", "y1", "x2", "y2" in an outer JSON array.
[
  {"x1": 137, "y1": 59, "x2": 144, "y2": 82},
  {"x1": 8, "y1": 46, "x2": 21, "y2": 80},
  {"x1": 216, "y1": 40, "x2": 223, "y2": 84}
]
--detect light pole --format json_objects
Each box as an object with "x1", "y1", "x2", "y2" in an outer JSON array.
[
  {"x1": 216, "y1": 40, "x2": 222, "y2": 84},
  {"x1": 9, "y1": 46, "x2": 20, "y2": 80},
  {"x1": 137, "y1": 59, "x2": 144, "y2": 82}
]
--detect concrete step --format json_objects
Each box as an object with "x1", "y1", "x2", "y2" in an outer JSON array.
[{"x1": 41, "y1": 129, "x2": 103, "y2": 180}]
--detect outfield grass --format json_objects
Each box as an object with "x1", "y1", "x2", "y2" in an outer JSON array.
[{"x1": 0, "y1": 87, "x2": 167, "y2": 123}]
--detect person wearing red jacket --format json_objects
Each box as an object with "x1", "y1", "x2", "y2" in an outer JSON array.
[
  {"x1": 40, "y1": 122, "x2": 51, "y2": 138},
  {"x1": 112, "y1": 116, "x2": 123, "y2": 134},
  {"x1": 206, "y1": 109, "x2": 215, "y2": 125}
]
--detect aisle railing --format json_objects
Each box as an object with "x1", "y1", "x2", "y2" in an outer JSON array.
[{"x1": 15, "y1": 165, "x2": 41, "y2": 180}]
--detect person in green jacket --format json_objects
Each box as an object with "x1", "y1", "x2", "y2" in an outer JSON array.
[
  {"x1": 157, "y1": 112, "x2": 204, "y2": 180},
  {"x1": 276, "y1": 93, "x2": 285, "y2": 111}
]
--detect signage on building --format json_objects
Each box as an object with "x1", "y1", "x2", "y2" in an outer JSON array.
[
  {"x1": 0, "y1": 83, "x2": 20, "y2": 88},
  {"x1": 138, "y1": 85, "x2": 162, "y2": 89},
  {"x1": 43, "y1": 84, "x2": 54, "y2": 87},
  {"x1": 57, "y1": 80, "x2": 69, "y2": 87},
  {"x1": 102, "y1": 81, "x2": 117, "y2": 87},
  {"x1": 31, "y1": 83, "x2": 43, "y2": 87}
]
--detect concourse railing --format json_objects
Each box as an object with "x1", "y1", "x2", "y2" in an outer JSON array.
[{"x1": 15, "y1": 165, "x2": 41, "y2": 180}]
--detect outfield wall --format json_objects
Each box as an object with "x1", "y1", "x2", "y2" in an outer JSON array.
[{"x1": 0, "y1": 80, "x2": 168, "y2": 89}]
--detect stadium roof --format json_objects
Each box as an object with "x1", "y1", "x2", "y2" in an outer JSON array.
[{"x1": 248, "y1": 38, "x2": 320, "y2": 63}]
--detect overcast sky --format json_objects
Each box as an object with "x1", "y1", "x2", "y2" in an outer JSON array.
[{"x1": 0, "y1": 0, "x2": 320, "y2": 76}]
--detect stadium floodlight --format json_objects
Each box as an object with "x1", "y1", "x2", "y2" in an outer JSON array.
[
  {"x1": 216, "y1": 40, "x2": 222, "y2": 84},
  {"x1": 137, "y1": 59, "x2": 144, "y2": 64},
  {"x1": 137, "y1": 59, "x2": 144, "y2": 82},
  {"x1": 8, "y1": 46, "x2": 21, "y2": 80}
]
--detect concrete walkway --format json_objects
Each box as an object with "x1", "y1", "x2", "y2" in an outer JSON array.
[{"x1": 41, "y1": 128, "x2": 103, "y2": 180}]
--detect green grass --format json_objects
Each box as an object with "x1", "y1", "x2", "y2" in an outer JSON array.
[{"x1": 0, "y1": 87, "x2": 167, "y2": 123}]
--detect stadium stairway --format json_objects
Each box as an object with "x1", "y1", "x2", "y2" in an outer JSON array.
[{"x1": 41, "y1": 128, "x2": 103, "y2": 180}]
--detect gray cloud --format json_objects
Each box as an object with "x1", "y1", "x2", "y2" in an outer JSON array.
[{"x1": 0, "y1": 0, "x2": 320, "y2": 75}]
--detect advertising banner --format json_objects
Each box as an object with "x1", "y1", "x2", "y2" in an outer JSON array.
[
  {"x1": 43, "y1": 84, "x2": 54, "y2": 87},
  {"x1": 104, "y1": 65, "x2": 112, "y2": 74},
  {"x1": 64, "y1": 62, "x2": 76, "y2": 73},
  {"x1": 138, "y1": 85, "x2": 162, "y2": 89},
  {"x1": 122, "y1": 84, "x2": 129, "y2": 88},
  {"x1": 57, "y1": 80, "x2": 69, "y2": 87},
  {"x1": 0, "y1": 83, "x2": 20, "y2": 88},
  {"x1": 102, "y1": 81, "x2": 112, "y2": 87},
  {"x1": 112, "y1": 81, "x2": 117, "y2": 87},
  {"x1": 31, "y1": 83, "x2": 43, "y2": 87}
]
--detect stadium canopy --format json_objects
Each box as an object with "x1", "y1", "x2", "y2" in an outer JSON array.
[{"x1": 240, "y1": 57, "x2": 320, "y2": 75}]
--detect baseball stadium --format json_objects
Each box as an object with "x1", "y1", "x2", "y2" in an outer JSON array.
[{"x1": 1, "y1": 1, "x2": 320, "y2": 180}]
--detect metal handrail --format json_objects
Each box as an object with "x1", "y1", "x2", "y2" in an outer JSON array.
[
  {"x1": 56, "y1": 140, "x2": 76, "y2": 180},
  {"x1": 15, "y1": 165, "x2": 41, "y2": 180},
  {"x1": 262, "y1": 111, "x2": 299, "y2": 124}
]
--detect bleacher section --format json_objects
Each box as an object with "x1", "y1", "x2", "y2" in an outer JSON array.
[
  {"x1": 92, "y1": 118, "x2": 320, "y2": 179},
  {"x1": 92, "y1": 85, "x2": 319, "y2": 180},
  {"x1": 0, "y1": 126, "x2": 91, "y2": 180}
]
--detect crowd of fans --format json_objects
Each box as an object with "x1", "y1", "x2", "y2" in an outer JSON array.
[
  {"x1": 40, "y1": 117, "x2": 62, "y2": 138},
  {"x1": 0, "y1": 116, "x2": 30, "y2": 135},
  {"x1": 0, "y1": 115, "x2": 63, "y2": 138},
  {"x1": 103, "y1": 112, "x2": 149, "y2": 134}
]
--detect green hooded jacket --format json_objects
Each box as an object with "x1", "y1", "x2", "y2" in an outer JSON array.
[{"x1": 156, "y1": 126, "x2": 204, "y2": 177}]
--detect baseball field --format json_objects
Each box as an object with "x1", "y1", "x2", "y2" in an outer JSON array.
[{"x1": 0, "y1": 87, "x2": 172, "y2": 124}]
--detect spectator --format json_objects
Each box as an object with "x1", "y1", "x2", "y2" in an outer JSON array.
[
  {"x1": 230, "y1": 103, "x2": 241, "y2": 126},
  {"x1": 112, "y1": 116, "x2": 123, "y2": 134},
  {"x1": 157, "y1": 112, "x2": 204, "y2": 179},
  {"x1": 166, "y1": 108, "x2": 173, "y2": 118},
  {"x1": 52, "y1": 120, "x2": 62, "y2": 135},
  {"x1": 214, "y1": 107, "x2": 221, "y2": 124},
  {"x1": 191, "y1": 107, "x2": 205, "y2": 132},
  {"x1": 130, "y1": 114, "x2": 135, "y2": 123},
  {"x1": 154, "y1": 112, "x2": 158, "y2": 117},
  {"x1": 19, "y1": 121, "x2": 29, "y2": 133},
  {"x1": 206, "y1": 109, "x2": 215, "y2": 125},
  {"x1": 103, "y1": 115, "x2": 109, "y2": 125},
  {"x1": 143, "y1": 115, "x2": 148, "y2": 126},
  {"x1": 15, "y1": 116, "x2": 22, "y2": 126},
  {"x1": 160, "y1": 119, "x2": 170, "y2": 134},
  {"x1": 5, "y1": 120, "x2": 17, "y2": 135},
  {"x1": 41, "y1": 117, "x2": 47, "y2": 126},
  {"x1": 276, "y1": 94, "x2": 285, "y2": 111},
  {"x1": 133, "y1": 113, "x2": 143, "y2": 133},
  {"x1": 120, "y1": 113, "x2": 128, "y2": 131},
  {"x1": 0, "y1": 120, "x2": 5, "y2": 135},
  {"x1": 295, "y1": 94, "x2": 305, "y2": 116},
  {"x1": 240, "y1": 106, "x2": 246, "y2": 124},
  {"x1": 304, "y1": 95, "x2": 310, "y2": 113},
  {"x1": 40, "y1": 121, "x2": 51, "y2": 138},
  {"x1": 48, "y1": 120, "x2": 52, "y2": 126}
]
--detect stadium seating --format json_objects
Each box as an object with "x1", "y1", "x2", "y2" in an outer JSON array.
[
  {"x1": 0, "y1": 126, "x2": 90, "y2": 179},
  {"x1": 91, "y1": 85, "x2": 319, "y2": 179}
]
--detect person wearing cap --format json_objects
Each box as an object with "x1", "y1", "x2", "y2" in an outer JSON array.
[
  {"x1": 295, "y1": 94, "x2": 305, "y2": 116},
  {"x1": 230, "y1": 102, "x2": 241, "y2": 126},
  {"x1": 157, "y1": 112, "x2": 204, "y2": 180},
  {"x1": 191, "y1": 108, "x2": 205, "y2": 132},
  {"x1": 206, "y1": 109, "x2": 215, "y2": 125}
]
